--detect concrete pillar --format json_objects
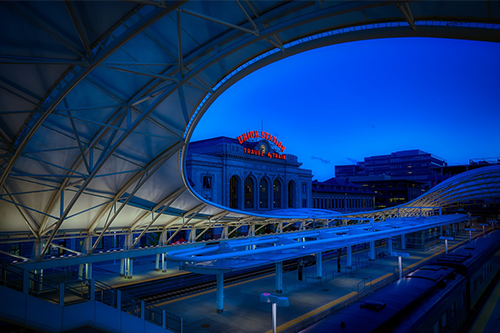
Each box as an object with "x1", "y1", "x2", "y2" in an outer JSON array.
[
  {"x1": 31, "y1": 240, "x2": 44, "y2": 260},
  {"x1": 159, "y1": 230, "x2": 167, "y2": 246},
  {"x1": 161, "y1": 253, "x2": 166, "y2": 272},
  {"x1": 388, "y1": 237, "x2": 393, "y2": 253},
  {"x1": 120, "y1": 258, "x2": 125, "y2": 276},
  {"x1": 369, "y1": 241, "x2": 375, "y2": 260},
  {"x1": 401, "y1": 234, "x2": 406, "y2": 250},
  {"x1": 276, "y1": 262, "x2": 283, "y2": 293},
  {"x1": 316, "y1": 252, "x2": 323, "y2": 278},
  {"x1": 124, "y1": 233, "x2": 133, "y2": 250},
  {"x1": 216, "y1": 273, "x2": 224, "y2": 313},
  {"x1": 129, "y1": 259, "x2": 133, "y2": 278},
  {"x1": 155, "y1": 254, "x2": 160, "y2": 271},
  {"x1": 85, "y1": 263, "x2": 92, "y2": 279},
  {"x1": 83, "y1": 236, "x2": 92, "y2": 254},
  {"x1": 78, "y1": 264, "x2": 84, "y2": 279},
  {"x1": 347, "y1": 245, "x2": 352, "y2": 267}
]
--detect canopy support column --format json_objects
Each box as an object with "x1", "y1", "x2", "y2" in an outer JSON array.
[
  {"x1": 369, "y1": 241, "x2": 375, "y2": 260},
  {"x1": 275, "y1": 261, "x2": 283, "y2": 294},
  {"x1": 316, "y1": 252, "x2": 323, "y2": 278},
  {"x1": 347, "y1": 245, "x2": 352, "y2": 267},
  {"x1": 216, "y1": 273, "x2": 224, "y2": 313}
]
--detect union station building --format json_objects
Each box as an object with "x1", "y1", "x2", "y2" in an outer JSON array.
[{"x1": 185, "y1": 132, "x2": 313, "y2": 212}]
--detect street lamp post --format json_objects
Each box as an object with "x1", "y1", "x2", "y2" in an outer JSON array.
[
  {"x1": 439, "y1": 236, "x2": 453, "y2": 254},
  {"x1": 260, "y1": 293, "x2": 289, "y2": 333},
  {"x1": 465, "y1": 228, "x2": 476, "y2": 242},
  {"x1": 390, "y1": 252, "x2": 409, "y2": 280},
  {"x1": 479, "y1": 223, "x2": 488, "y2": 236}
]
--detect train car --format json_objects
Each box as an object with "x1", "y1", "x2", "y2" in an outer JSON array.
[
  {"x1": 301, "y1": 266, "x2": 466, "y2": 333},
  {"x1": 300, "y1": 230, "x2": 500, "y2": 333},
  {"x1": 429, "y1": 229, "x2": 500, "y2": 310}
]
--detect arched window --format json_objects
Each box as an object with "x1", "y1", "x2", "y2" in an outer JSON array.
[
  {"x1": 273, "y1": 179, "x2": 282, "y2": 209},
  {"x1": 288, "y1": 180, "x2": 295, "y2": 208},
  {"x1": 229, "y1": 175, "x2": 240, "y2": 209},
  {"x1": 259, "y1": 178, "x2": 269, "y2": 209},
  {"x1": 244, "y1": 177, "x2": 255, "y2": 209}
]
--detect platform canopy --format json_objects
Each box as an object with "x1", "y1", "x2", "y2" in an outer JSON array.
[
  {"x1": 166, "y1": 214, "x2": 472, "y2": 273},
  {"x1": 1, "y1": 1, "x2": 500, "y2": 256}
]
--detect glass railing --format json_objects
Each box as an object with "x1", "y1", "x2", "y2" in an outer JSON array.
[{"x1": 0, "y1": 262, "x2": 183, "y2": 332}]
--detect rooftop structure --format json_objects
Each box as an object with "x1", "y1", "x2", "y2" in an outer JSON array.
[
  {"x1": 312, "y1": 178, "x2": 375, "y2": 213},
  {"x1": 336, "y1": 149, "x2": 447, "y2": 186}
]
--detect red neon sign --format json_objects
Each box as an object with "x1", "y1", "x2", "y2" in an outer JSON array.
[{"x1": 237, "y1": 130, "x2": 286, "y2": 153}]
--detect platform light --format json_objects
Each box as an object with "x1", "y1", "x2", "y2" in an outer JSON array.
[
  {"x1": 390, "y1": 252, "x2": 409, "y2": 280},
  {"x1": 439, "y1": 236, "x2": 453, "y2": 254},
  {"x1": 260, "y1": 293, "x2": 289, "y2": 333}
]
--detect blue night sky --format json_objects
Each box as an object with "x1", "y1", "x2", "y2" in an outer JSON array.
[{"x1": 191, "y1": 37, "x2": 500, "y2": 181}]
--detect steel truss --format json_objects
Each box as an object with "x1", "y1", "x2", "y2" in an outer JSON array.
[{"x1": 1, "y1": 1, "x2": 500, "y2": 266}]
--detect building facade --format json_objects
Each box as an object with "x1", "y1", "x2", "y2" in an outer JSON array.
[
  {"x1": 346, "y1": 175, "x2": 427, "y2": 209},
  {"x1": 312, "y1": 178, "x2": 375, "y2": 213},
  {"x1": 336, "y1": 149, "x2": 447, "y2": 187},
  {"x1": 186, "y1": 134, "x2": 313, "y2": 213}
]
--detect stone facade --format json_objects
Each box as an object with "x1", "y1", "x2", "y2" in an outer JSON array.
[{"x1": 185, "y1": 136, "x2": 313, "y2": 212}]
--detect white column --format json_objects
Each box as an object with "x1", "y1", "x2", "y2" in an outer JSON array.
[
  {"x1": 216, "y1": 273, "x2": 224, "y2": 313},
  {"x1": 124, "y1": 233, "x2": 133, "y2": 250},
  {"x1": 272, "y1": 302, "x2": 277, "y2": 333},
  {"x1": 398, "y1": 256, "x2": 402, "y2": 279},
  {"x1": 83, "y1": 236, "x2": 92, "y2": 254},
  {"x1": 161, "y1": 253, "x2": 166, "y2": 272},
  {"x1": 155, "y1": 254, "x2": 160, "y2": 271}
]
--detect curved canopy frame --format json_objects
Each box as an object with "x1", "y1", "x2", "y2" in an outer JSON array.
[{"x1": 1, "y1": 1, "x2": 500, "y2": 260}]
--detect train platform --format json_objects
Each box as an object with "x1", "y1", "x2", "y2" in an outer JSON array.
[
  {"x1": 86, "y1": 229, "x2": 489, "y2": 333},
  {"x1": 91, "y1": 256, "x2": 187, "y2": 288},
  {"x1": 149, "y1": 231, "x2": 483, "y2": 333}
]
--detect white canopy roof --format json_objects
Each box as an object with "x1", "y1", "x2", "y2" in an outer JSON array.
[{"x1": 1, "y1": 1, "x2": 499, "y2": 254}]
